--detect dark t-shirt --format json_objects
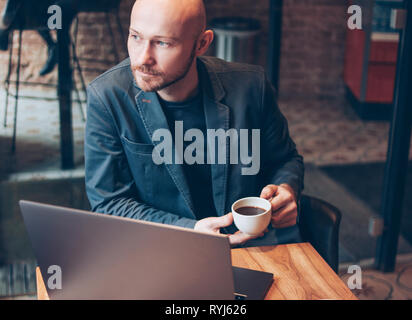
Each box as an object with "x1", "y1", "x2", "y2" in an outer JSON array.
[{"x1": 158, "y1": 91, "x2": 217, "y2": 220}]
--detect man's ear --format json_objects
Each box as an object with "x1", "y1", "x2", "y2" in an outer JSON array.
[{"x1": 197, "y1": 29, "x2": 214, "y2": 55}]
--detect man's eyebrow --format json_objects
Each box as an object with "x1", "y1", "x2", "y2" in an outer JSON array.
[{"x1": 129, "y1": 28, "x2": 179, "y2": 42}]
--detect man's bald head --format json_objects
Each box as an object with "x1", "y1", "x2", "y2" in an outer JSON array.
[
  {"x1": 128, "y1": 0, "x2": 213, "y2": 98},
  {"x1": 132, "y1": 0, "x2": 207, "y2": 40}
]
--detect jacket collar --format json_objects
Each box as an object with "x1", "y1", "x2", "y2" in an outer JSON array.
[{"x1": 197, "y1": 56, "x2": 226, "y2": 102}]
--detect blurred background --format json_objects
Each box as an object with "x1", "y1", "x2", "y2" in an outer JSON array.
[{"x1": 0, "y1": 0, "x2": 411, "y2": 299}]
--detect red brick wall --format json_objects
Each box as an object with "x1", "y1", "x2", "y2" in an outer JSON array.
[
  {"x1": 280, "y1": 0, "x2": 348, "y2": 99},
  {"x1": 0, "y1": 0, "x2": 348, "y2": 99},
  {"x1": 0, "y1": 0, "x2": 134, "y2": 87}
]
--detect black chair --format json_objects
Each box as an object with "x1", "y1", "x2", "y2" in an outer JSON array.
[{"x1": 298, "y1": 195, "x2": 342, "y2": 273}]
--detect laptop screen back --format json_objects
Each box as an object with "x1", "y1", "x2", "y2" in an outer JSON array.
[{"x1": 19, "y1": 200, "x2": 235, "y2": 300}]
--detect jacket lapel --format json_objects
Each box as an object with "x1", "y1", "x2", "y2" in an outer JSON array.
[
  {"x1": 198, "y1": 58, "x2": 230, "y2": 217},
  {"x1": 203, "y1": 97, "x2": 230, "y2": 217},
  {"x1": 134, "y1": 90, "x2": 196, "y2": 218}
]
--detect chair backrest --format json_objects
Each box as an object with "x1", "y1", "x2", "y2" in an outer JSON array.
[{"x1": 298, "y1": 195, "x2": 341, "y2": 273}]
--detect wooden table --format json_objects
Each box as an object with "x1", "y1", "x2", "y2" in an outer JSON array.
[
  {"x1": 36, "y1": 242, "x2": 357, "y2": 300},
  {"x1": 232, "y1": 242, "x2": 357, "y2": 300}
]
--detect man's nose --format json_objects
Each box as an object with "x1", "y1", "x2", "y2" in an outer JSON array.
[{"x1": 137, "y1": 42, "x2": 155, "y2": 66}]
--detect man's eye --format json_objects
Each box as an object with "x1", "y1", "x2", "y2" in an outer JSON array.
[{"x1": 157, "y1": 41, "x2": 169, "y2": 47}]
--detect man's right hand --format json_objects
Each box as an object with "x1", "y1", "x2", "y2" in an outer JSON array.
[{"x1": 194, "y1": 212, "x2": 265, "y2": 247}]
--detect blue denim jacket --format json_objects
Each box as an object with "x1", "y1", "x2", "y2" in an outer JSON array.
[{"x1": 85, "y1": 56, "x2": 304, "y2": 246}]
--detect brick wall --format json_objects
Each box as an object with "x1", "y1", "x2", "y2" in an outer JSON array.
[
  {"x1": 0, "y1": 0, "x2": 135, "y2": 88},
  {"x1": 0, "y1": 0, "x2": 348, "y2": 99},
  {"x1": 280, "y1": 0, "x2": 348, "y2": 99}
]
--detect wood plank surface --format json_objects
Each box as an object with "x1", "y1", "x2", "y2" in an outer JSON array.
[
  {"x1": 231, "y1": 242, "x2": 357, "y2": 300},
  {"x1": 36, "y1": 268, "x2": 49, "y2": 300}
]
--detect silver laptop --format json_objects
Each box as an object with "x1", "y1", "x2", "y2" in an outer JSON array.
[{"x1": 19, "y1": 200, "x2": 273, "y2": 300}]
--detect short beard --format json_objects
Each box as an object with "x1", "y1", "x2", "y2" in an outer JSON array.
[{"x1": 131, "y1": 42, "x2": 197, "y2": 92}]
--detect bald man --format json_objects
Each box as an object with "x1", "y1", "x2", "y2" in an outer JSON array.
[{"x1": 85, "y1": 0, "x2": 304, "y2": 247}]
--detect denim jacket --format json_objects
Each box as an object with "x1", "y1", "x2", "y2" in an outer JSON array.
[{"x1": 85, "y1": 56, "x2": 304, "y2": 246}]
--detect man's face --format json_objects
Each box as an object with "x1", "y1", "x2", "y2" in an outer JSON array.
[{"x1": 128, "y1": 2, "x2": 199, "y2": 92}]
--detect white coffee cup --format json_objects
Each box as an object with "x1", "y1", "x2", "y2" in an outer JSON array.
[{"x1": 231, "y1": 197, "x2": 272, "y2": 235}]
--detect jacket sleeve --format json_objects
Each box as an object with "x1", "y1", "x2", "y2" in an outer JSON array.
[
  {"x1": 259, "y1": 73, "x2": 304, "y2": 201},
  {"x1": 84, "y1": 84, "x2": 197, "y2": 229}
]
